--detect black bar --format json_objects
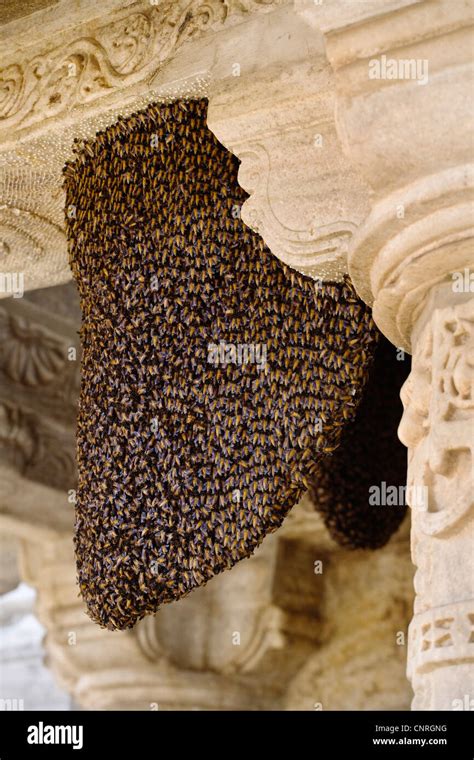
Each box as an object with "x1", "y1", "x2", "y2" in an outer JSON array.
[{"x1": 0, "y1": 710, "x2": 472, "y2": 758}]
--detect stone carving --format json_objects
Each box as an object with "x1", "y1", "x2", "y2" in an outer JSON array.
[
  {"x1": 409, "y1": 600, "x2": 474, "y2": 672},
  {"x1": 206, "y1": 13, "x2": 371, "y2": 281},
  {"x1": 399, "y1": 293, "x2": 474, "y2": 710},
  {"x1": 9, "y1": 505, "x2": 412, "y2": 710},
  {"x1": 0, "y1": 204, "x2": 66, "y2": 276},
  {"x1": 347, "y1": 165, "x2": 474, "y2": 350},
  {"x1": 301, "y1": 0, "x2": 474, "y2": 708},
  {"x1": 0, "y1": 401, "x2": 36, "y2": 472},
  {"x1": 0, "y1": 0, "x2": 471, "y2": 712},
  {"x1": 399, "y1": 298, "x2": 474, "y2": 536},
  {"x1": 0, "y1": 0, "x2": 285, "y2": 135},
  {"x1": 237, "y1": 141, "x2": 358, "y2": 278},
  {"x1": 0, "y1": 14, "x2": 153, "y2": 129},
  {"x1": 28, "y1": 422, "x2": 76, "y2": 491},
  {"x1": 136, "y1": 536, "x2": 285, "y2": 675},
  {"x1": 0, "y1": 301, "x2": 80, "y2": 422},
  {"x1": 0, "y1": 1, "x2": 286, "y2": 295},
  {"x1": 284, "y1": 522, "x2": 413, "y2": 710},
  {"x1": 0, "y1": 279, "x2": 413, "y2": 711},
  {"x1": 0, "y1": 399, "x2": 75, "y2": 489},
  {"x1": 0, "y1": 203, "x2": 68, "y2": 298},
  {"x1": 0, "y1": 312, "x2": 67, "y2": 386},
  {"x1": 0, "y1": 291, "x2": 79, "y2": 490}
]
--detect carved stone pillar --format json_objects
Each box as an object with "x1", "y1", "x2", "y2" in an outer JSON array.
[
  {"x1": 399, "y1": 288, "x2": 473, "y2": 710},
  {"x1": 297, "y1": 0, "x2": 474, "y2": 709}
]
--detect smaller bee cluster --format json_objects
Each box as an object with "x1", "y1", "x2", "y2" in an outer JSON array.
[
  {"x1": 64, "y1": 98, "x2": 379, "y2": 631},
  {"x1": 310, "y1": 336, "x2": 410, "y2": 549}
]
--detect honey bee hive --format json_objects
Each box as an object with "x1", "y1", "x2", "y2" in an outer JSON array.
[{"x1": 64, "y1": 98, "x2": 380, "y2": 630}]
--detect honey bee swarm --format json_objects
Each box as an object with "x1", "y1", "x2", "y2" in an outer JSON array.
[
  {"x1": 64, "y1": 99, "x2": 379, "y2": 631},
  {"x1": 310, "y1": 336, "x2": 410, "y2": 549}
]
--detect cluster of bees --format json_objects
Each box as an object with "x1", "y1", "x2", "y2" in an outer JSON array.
[
  {"x1": 310, "y1": 335, "x2": 410, "y2": 549},
  {"x1": 64, "y1": 98, "x2": 379, "y2": 631}
]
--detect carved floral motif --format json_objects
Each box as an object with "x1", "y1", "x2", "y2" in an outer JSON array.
[
  {"x1": 0, "y1": 1, "x2": 284, "y2": 134},
  {"x1": 399, "y1": 299, "x2": 474, "y2": 536},
  {"x1": 0, "y1": 296, "x2": 78, "y2": 490},
  {"x1": 0, "y1": 401, "x2": 36, "y2": 471},
  {"x1": 237, "y1": 142, "x2": 357, "y2": 277},
  {"x1": 0, "y1": 313, "x2": 67, "y2": 386},
  {"x1": 0, "y1": 399, "x2": 76, "y2": 489},
  {"x1": 408, "y1": 600, "x2": 474, "y2": 671},
  {"x1": 0, "y1": 302, "x2": 80, "y2": 424}
]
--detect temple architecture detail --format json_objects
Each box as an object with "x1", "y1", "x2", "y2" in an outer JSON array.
[{"x1": 0, "y1": 0, "x2": 472, "y2": 710}]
